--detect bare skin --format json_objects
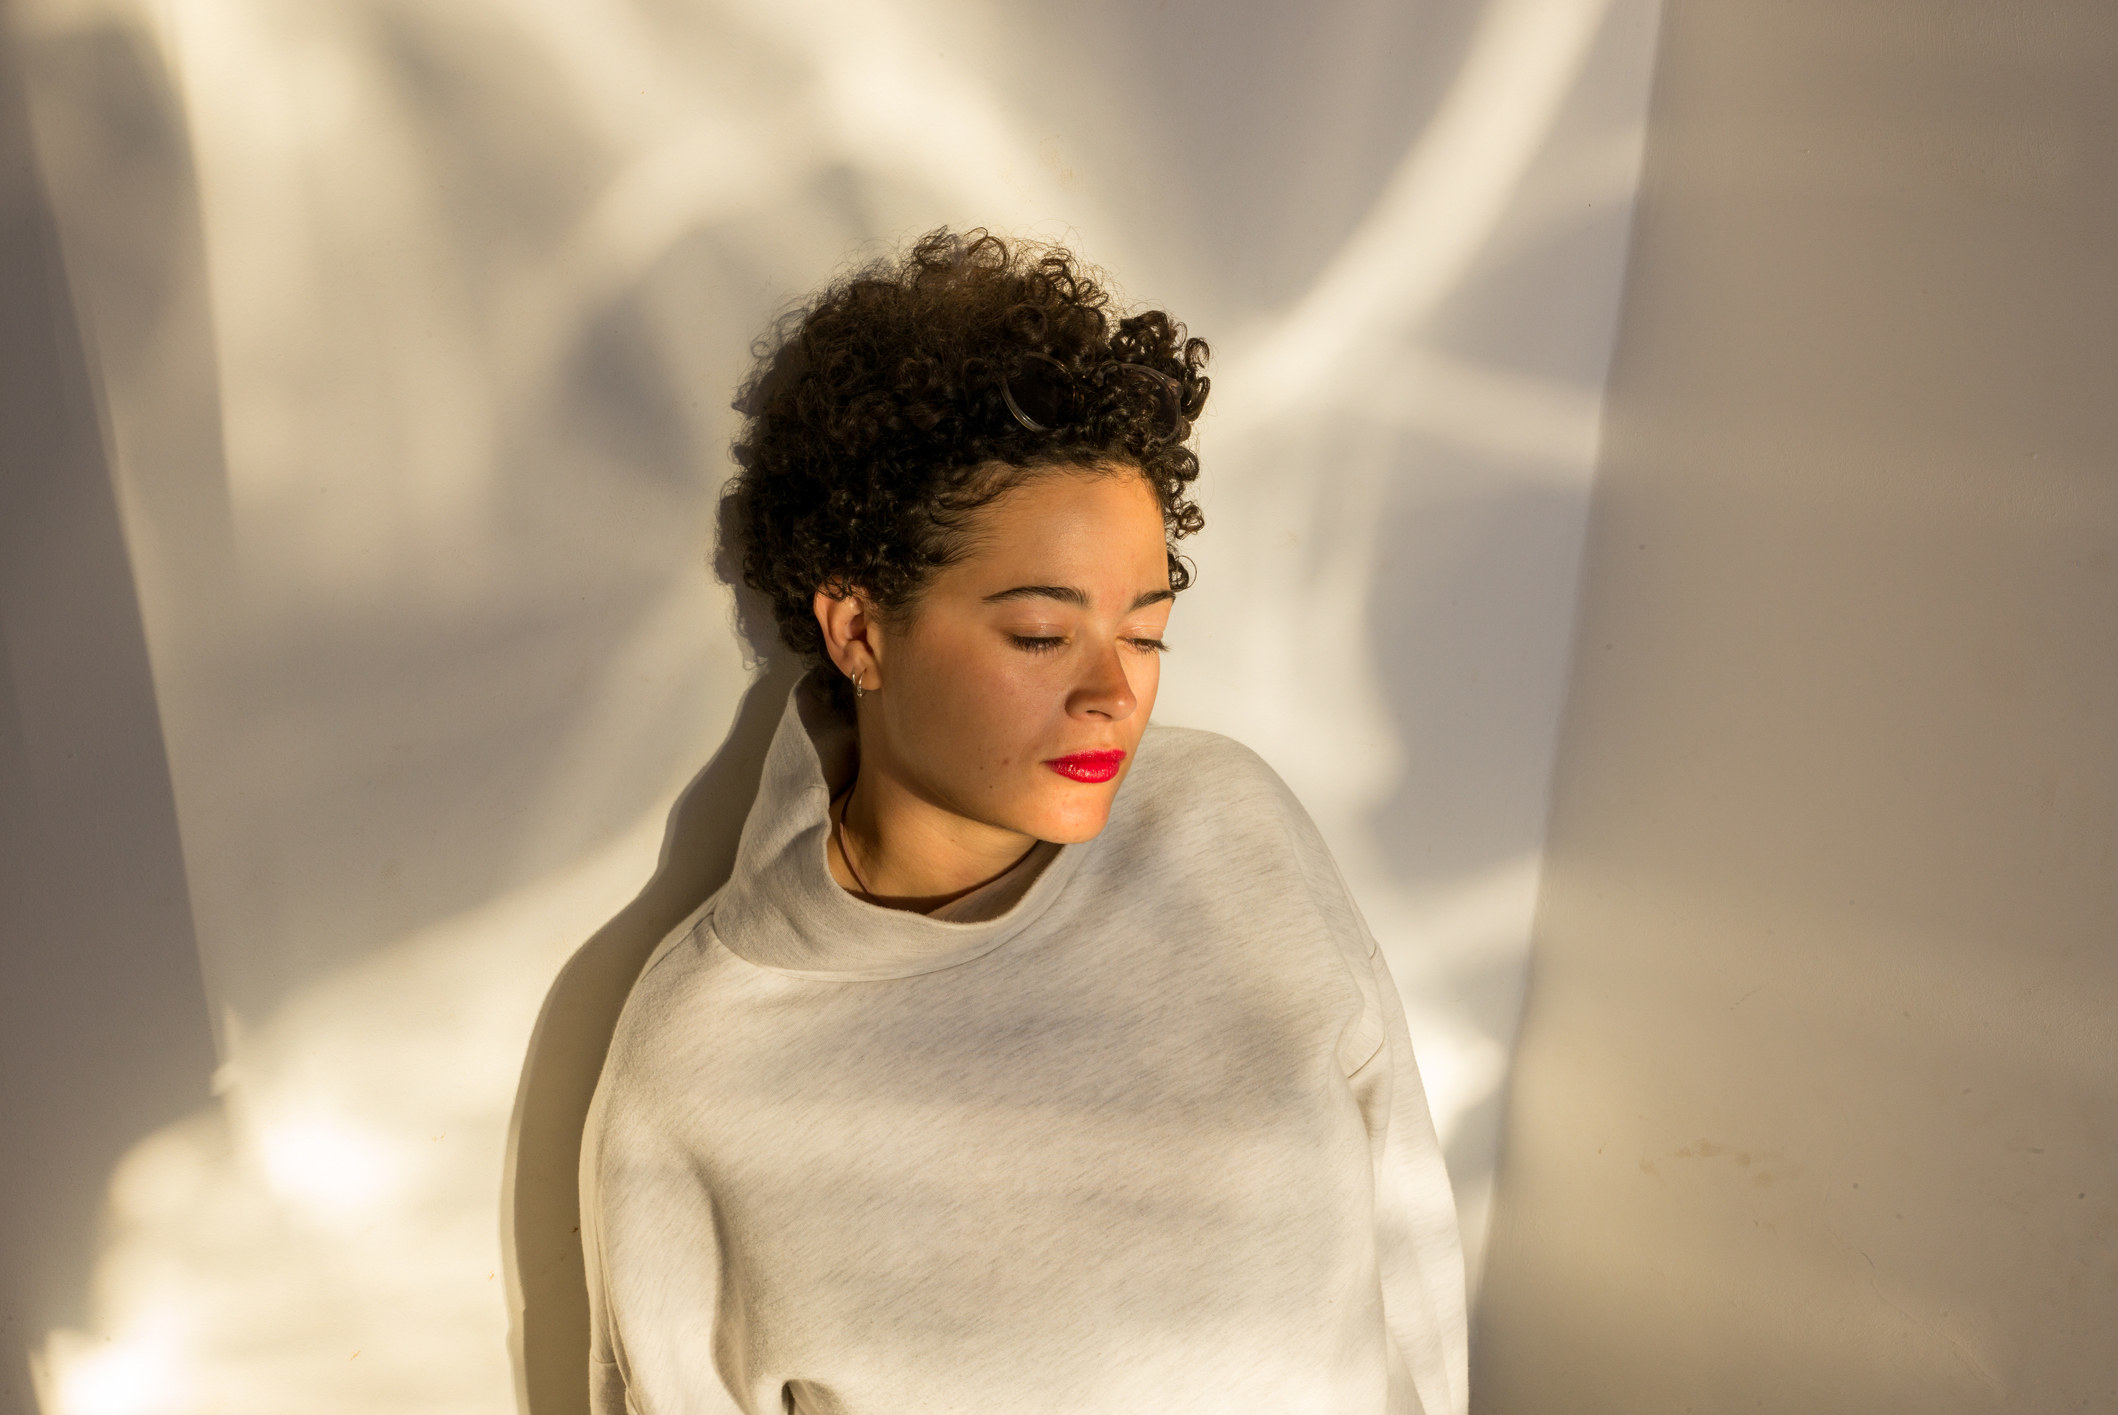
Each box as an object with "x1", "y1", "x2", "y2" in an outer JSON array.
[{"x1": 811, "y1": 465, "x2": 1173, "y2": 911}]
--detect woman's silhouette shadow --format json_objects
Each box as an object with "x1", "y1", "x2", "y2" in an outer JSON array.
[{"x1": 502, "y1": 547, "x2": 799, "y2": 1414}]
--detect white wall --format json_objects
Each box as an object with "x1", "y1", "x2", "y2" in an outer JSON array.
[
  {"x1": 2, "y1": 1, "x2": 1660, "y2": 1410},
  {"x1": 1476, "y1": 4, "x2": 2118, "y2": 1410}
]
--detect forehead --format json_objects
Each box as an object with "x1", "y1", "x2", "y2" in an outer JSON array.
[{"x1": 954, "y1": 467, "x2": 1167, "y2": 572}]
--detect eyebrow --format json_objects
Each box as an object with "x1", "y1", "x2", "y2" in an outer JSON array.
[{"x1": 982, "y1": 585, "x2": 1175, "y2": 611}]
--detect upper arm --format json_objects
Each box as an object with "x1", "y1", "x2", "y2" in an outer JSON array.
[
  {"x1": 1243, "y1": 747, "x2": 1468, "y2": 1414},
  {"x1": 580, "y1": 1045, "x2": 747, "y2": 1415}
]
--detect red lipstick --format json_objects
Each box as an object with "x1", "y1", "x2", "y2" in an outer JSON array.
[{"x1": 1044, "y1": 749, "x2": 1126, "y2": 783}]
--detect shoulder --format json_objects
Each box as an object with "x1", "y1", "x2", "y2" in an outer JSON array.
[
  {"x1": 588, "y1": 900, "x2": 753, "y2": 1140},
  {"x1": 1128, "y1": 721, "x2": 1297, "y2": 805},
  {"x1": 1114, "y1": 722, "x2": 1376, "y2": 958},
  {"x1": 1112, "y1": 722, "x2": 1319, "y2": 865}
]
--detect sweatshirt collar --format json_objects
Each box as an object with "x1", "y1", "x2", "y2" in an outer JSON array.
[{"x1": 710, "y1": 669, "x2": 1085, "y2": 981}]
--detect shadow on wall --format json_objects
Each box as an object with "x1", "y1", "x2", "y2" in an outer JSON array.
[
  {"x1": 0, "y1": 14, "x2": 220, "y2": 1411},
  {"x1": 503, "y1": 641, "x2": 798, "y2": 1415}
]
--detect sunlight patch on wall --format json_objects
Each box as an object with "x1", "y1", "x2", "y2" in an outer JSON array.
[
  {"x1": 32, "y1": 806, "x2": 675, "y2": 1415},
  {"x1": 1218, "y1": 0, "x2": 1615, "y2": 431},
  {"x1": 37, "y1": 1318, "x2": 190, "y2": 1415},
  {"x1": 258, "y1": 1119, "x2": 407, "y2": 1217}
]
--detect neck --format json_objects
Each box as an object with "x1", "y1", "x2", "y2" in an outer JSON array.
[{"x1": 832, "y1": 759, "x2": 1037, "y2": 912}]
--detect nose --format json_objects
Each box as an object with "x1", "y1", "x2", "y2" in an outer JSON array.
[{"x1": 1066, "y1": 639, "x2": 1138, "y2": 721}]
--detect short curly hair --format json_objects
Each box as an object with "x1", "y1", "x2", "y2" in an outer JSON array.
[{"x1": 726, "y1": 228, "x2": 1209, "y2": 665}]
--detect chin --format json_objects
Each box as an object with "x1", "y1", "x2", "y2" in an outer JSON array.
[{"x1": 1020, "y1": 787, "x2": 1118, "y2": 845}]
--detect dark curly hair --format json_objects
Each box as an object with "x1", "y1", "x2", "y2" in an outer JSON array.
[{"x1": 725, "y1": 228, "x2": 1210, "y2": 666}]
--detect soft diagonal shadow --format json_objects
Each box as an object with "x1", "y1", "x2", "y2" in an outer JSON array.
[{"x1": 503, "y1": 655, "x2": 800, "y2": 1415}]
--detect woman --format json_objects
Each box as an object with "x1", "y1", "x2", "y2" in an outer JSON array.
[{"x1": 581, "y1": 231, "x2": 1467, "y2": 1414}]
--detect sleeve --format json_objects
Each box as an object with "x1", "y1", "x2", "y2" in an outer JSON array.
[
  {"x1": 577, "y1": 1103, "x2": 633, "y2": 1415},
  {"x1": 1265, "y1": 767, "x2": 1469, "y2": 1415},
  {"x1": 1351, "y1": 940, "x2": 1471, "y2": 1415},
  {"x1": 579, "y1": 1061, "x2": 747, "y2": 1415}
]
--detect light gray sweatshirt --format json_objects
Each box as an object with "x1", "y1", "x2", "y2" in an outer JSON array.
[{"x1": 581, "y1": 676, "x2": 1468, "y2": 1414}]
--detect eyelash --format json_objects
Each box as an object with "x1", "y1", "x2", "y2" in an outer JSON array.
[{"x1": 1008, "y1": 635, "x2": 1169, "y2": 655}]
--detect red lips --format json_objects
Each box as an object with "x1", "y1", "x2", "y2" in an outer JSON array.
[{"x1": 1044, "y1": 749, "x2": 1127, "y2": 783}]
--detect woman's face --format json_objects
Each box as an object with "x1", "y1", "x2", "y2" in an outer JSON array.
[{"x1": 843, "y1": 466, "x2": 1174, "y2": 845}]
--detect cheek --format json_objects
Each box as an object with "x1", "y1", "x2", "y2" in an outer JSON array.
[
  {"x1": 1130, "y1": 648, "x2": 1163, "y2": 712},
  {"x1": 893, "y1": 625, "x2": 1056, "y2": 770}
]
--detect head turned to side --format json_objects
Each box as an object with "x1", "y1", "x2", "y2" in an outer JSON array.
[{"x1": 724, "y1": 229, "x2": 1211, "y2": 911}]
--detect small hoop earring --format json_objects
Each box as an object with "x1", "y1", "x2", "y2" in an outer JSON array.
[{"x1": 849, "y1": 668, "x2": 865, "y2": 701}]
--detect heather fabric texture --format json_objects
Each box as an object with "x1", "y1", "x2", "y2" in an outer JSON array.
[{"x1": 580, "y1": 674, "x2": 1468, "y2": 1414}]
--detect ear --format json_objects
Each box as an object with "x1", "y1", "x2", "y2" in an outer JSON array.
[{"x1": 812, "y1": 584, "x2": 884, "y2": 690}]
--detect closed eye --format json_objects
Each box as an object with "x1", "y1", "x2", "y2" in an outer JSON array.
[
  {"x1": 1009, "y1": 633, "x2": 1167, "y2": 654},
  {"x1": 1009, "y1": 634, "x2": 1067, "y2": 653}
]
